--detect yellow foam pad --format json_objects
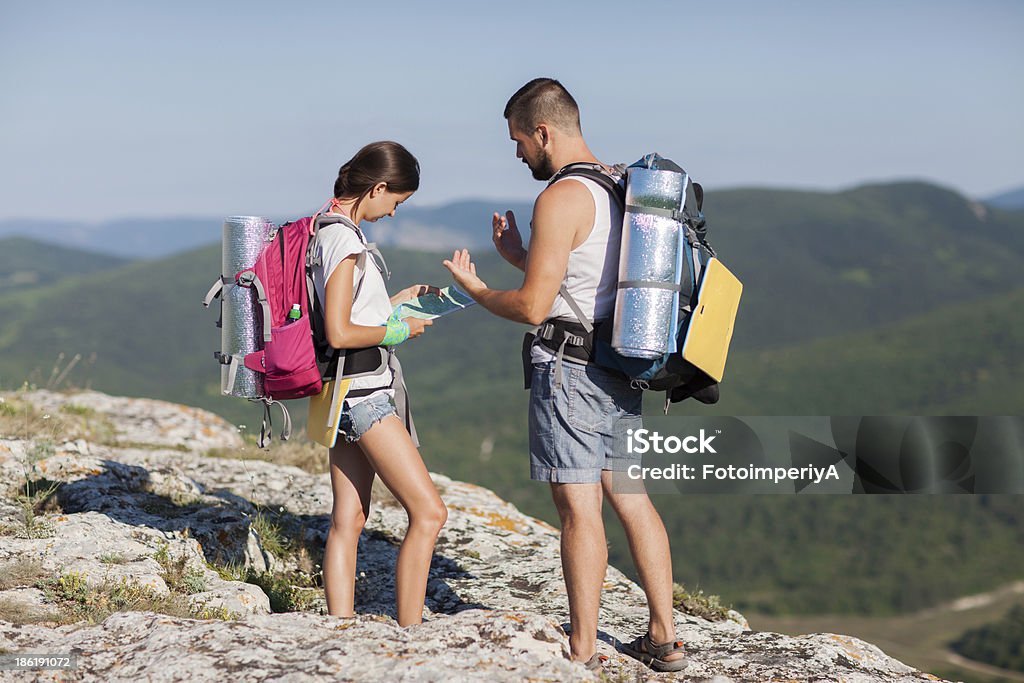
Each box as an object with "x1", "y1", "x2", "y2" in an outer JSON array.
[
  {"x1": 681, "y1": 258, "x2": 743, "y2": 382},
  {"x1": 307, "y1": 378, "x2": 352, "y2": 448}
]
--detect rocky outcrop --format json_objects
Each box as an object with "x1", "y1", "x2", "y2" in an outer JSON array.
[{"x1": 0, "y1": 390, "x2": 950, "y2": 682}]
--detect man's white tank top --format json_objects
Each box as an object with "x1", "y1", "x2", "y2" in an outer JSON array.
[{"x1": 532, "y1": 175, "x2": 623, "y2": 362}]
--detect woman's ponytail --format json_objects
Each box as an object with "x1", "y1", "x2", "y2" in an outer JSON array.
[{"x1": 333, "y1": 163, "x2": 353, "y2": 198}]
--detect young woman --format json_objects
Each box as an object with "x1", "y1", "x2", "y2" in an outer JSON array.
[{"x1": 311, "y1": 141, "x2": 447, "y2": 627}]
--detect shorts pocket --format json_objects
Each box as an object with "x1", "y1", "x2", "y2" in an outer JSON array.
[
  {"x1": 529, "y1": 363, "x2": 555, "y2": 438},
  {"x1": 530, "y1": 362, "x2": 554, "y2": 400},
  {"x1": 566, "y1": 366, "x2": 608, "y2": 432}
]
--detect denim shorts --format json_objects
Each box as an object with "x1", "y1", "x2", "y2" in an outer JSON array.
[
  {"x1": 337, "y1": 392, "x2": 397, "y2": 444},
  {"x1": 528, "y1": 360, "x2": 643, "y2": 483}
]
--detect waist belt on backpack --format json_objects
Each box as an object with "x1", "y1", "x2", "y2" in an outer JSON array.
[
  {"x1": 537, "y1": 318, "x2": 596, "y2": 363},
  {"x1": 533, "y1": 313, "x2": 625, "y2": 389},
  {"x1": 322, "y1": 345, "x2": 394, "y2": 398}
]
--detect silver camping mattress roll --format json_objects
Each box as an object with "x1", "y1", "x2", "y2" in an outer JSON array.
[
  {"x1": 612, "y1": 168, "x2": 685, "y2": 359},
  {"x1": 221, "y1": 216, "x2": 274, "y2": 398}
]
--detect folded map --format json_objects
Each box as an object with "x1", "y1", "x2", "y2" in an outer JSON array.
[{"x1": 394, "y1": 285, "x2": 476, "y2": 320}]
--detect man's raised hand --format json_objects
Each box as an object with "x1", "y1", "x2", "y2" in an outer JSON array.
[
  {"x1": 492, "y1": 210, "x2": 527, "y2": 271},
  {"x1": 442, "y1": 248, "x2": 487, "y2": 299}
]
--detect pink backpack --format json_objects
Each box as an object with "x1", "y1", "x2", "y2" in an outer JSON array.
[
  {"x1": 238, "y1": 216, "x2": 323, "y2": 401},
  {"x1": 205, "y1": 210, "x2": 347, "y2": 445}
]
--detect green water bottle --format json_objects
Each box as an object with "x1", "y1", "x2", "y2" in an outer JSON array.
[{"x1": 287, "y1": 304, "x2": 301, "y2": 322}]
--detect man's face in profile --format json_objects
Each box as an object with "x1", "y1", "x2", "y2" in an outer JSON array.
[{"x1": 508, "y1": 122, "x2": 555, "y2": 181}]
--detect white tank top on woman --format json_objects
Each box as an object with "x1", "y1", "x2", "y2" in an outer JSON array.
[{"x1": 531, "y1": 175, "x2": 623, "y2": 363}]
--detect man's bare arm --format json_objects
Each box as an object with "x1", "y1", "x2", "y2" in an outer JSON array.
[{"x1": 445, "y1": 181, "x2": 593, "y2": 325}]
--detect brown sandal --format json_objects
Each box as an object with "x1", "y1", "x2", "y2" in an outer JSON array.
[{"x1": 620, "y1": 632, "x2": 687, "y2": 672}]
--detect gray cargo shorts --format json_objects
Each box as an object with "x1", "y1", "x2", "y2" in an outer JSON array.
[{"x1": 528, "y1": 359, "x2": 643, "y2": 483}]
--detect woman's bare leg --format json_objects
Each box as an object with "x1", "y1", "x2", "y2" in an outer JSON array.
[
  {"x1": 357, "y1": 415, "x2": 447, "y2": 626},
  {"x1": 323, "y1": 441, "x2": 375, "y2": 617}
]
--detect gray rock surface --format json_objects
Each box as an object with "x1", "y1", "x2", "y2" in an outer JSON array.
[{"x1": 0, "y1": 390, "x2": 951, "y2": 682}]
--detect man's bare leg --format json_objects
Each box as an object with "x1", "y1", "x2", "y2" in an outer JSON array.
[
  {"x1": 551, "y1": 482, "x2": 606, "y2": 662},
  {"x1": 602, "y1": 471, "x2": 682, "y2": 662}
]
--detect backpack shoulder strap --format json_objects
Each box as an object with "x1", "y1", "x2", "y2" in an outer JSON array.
[
  {"x1": 544, "y1": 162, "x2": 627, "y2": 333},
  {"x1": 307, "y1": 213, "x2": 378, "y2": 296},
  {"x1": 549, "y1": 163, "x2": 626, "y2": 213},
  {"x1": 305, "y1": 213, "x2": 372, "y2": 373}
]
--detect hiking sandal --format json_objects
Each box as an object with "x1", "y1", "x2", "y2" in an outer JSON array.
[
  {"x1": 584, "y1": 653, "x2": 608, "y2": 672},
  {"x1": 620, "y1": 632, "x2": 687, "y2": 672}
]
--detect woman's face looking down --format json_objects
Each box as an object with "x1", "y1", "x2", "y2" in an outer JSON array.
[{"x1": 363, "y1": 185, "x2": 414, "y2": 222}]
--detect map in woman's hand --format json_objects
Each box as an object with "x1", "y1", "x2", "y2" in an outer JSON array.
[{"x1": 394, "y1": 286, "x2": 476, "y2": 320}]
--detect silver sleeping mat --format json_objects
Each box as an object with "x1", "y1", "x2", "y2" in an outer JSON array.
[
  {"x1": 220, "y1": 215, "x2": 274, "y2": 398},
  {"x1": 612, "y1": 167, "x2": 686, "y2": 359}
]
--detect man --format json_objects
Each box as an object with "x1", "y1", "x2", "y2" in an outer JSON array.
[{"x1": 442, "y1": 78, "x2": 686, "y2": 673}]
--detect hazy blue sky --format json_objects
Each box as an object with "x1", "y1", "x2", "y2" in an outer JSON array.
[{"x1": 1, "y1": 0, "x2": 1021, "y2": 221}]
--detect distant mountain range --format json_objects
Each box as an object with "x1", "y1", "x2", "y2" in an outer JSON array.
[
  {"x1": 0, "y1": 216, "x2": 218, "y2": 260},
  {"x1": 2, "y1": 179, "x2": 1019, "y2": 260},
  {"x1": 985, "y1": 185, "x2": 1024, "y2": 211},
  {"x1": 0, "y1": 200, "x2": 534, "y2": 259}
]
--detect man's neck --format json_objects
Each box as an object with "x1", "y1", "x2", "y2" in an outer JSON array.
[{"x1": 549, "y1": 140, "x2": 601, "y2": 175}]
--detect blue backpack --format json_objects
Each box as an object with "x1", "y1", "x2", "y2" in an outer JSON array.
[{"x1": 530, "y1": 154, "x2": 723, "y2": 411}]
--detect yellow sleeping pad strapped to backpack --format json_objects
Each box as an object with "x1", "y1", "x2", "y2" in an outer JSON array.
[{"x1": 680, "y1": 258, "x2": 743, "y2": 382}]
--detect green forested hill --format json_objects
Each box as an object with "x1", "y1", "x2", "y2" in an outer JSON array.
[
  {"x1": 664, "y1": 495, "x2": 1024, "y2": 616},
  {"x1": 706, "y1": 181, "x2": 1024, "y2": 350},
  {"x1": 952, "y1": 605, "x2": 1024, "y2": 673},
  {"x1": 0, "y1": 245, "x2": 526, "y2": 429},
  {"x1": 0, "y1": 243, "x2": 224, "y2": 403},
  {"x1": 1, "y1": 181, "x2": 1022, "y2": 617},
  {"x1": 0, "y1": 237, "x2": 128, "y2": 292},
  {"x1": 693, "y1": 285, "x2": 1024, "y2": 416}
]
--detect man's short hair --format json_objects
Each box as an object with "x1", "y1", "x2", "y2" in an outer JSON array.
[{"x1": 504, "y1": 78, "x2": 581, "y2": 135}]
